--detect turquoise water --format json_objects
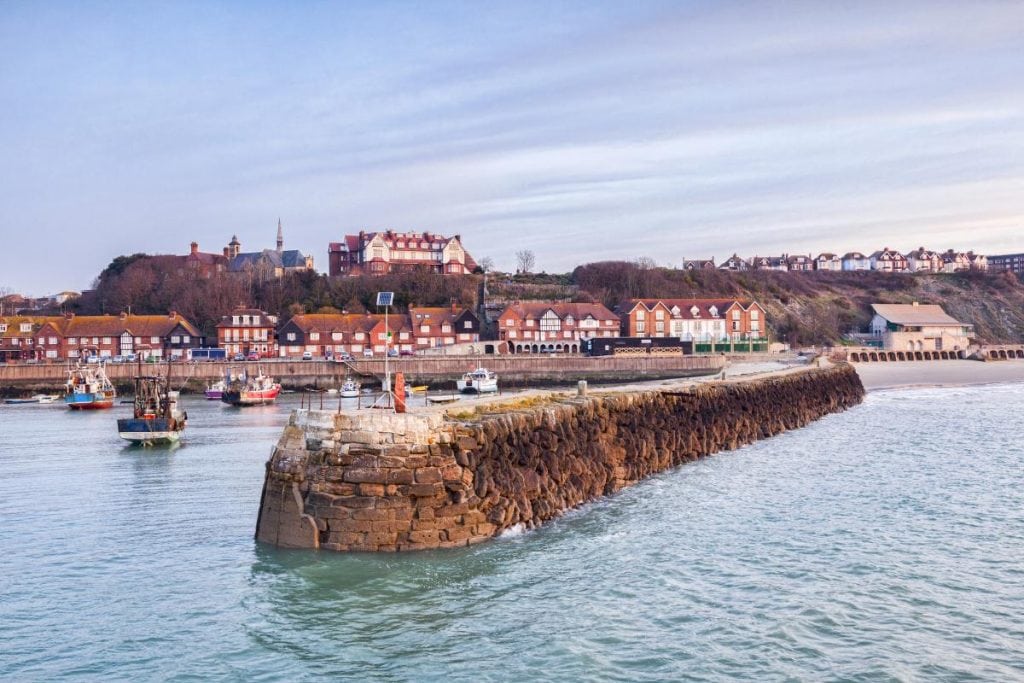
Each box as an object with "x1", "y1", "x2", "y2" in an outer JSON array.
[{"x1": 2, "y1": 385, "x2": 1023, "y2": 681}]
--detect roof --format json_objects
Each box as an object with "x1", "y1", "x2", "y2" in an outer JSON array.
[
  {"x1": 284, "y1": 313, "x2": 411, "y2": 335},
  {"x1": 816, "y1": 253, "x2": 838, "y2": 259},
  {"x1": 623, "y1": 298, "x2": 760, "y2": 319},
  {"x1": 842, "y1": 252, "x2": 867, "y2": 259},
  {"x1": 871, "y1": 304, "x2": 965, "y2": 326},
  {"x1": 60, "y1": 314, "x2": 201, "y2": 338},
  {"x1": 500, "y1": 302, "x2": 619, "y2": 321},
  {"x1": 280, "y1": 250, "x2": 309, "y2": 268},
  {"x1": 216, "y1": 309, "x2": 276, "y2": 328}
]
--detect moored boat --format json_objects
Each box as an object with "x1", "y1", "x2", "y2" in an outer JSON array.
[
  {"x1": 65, "y1": 363, "x2": 117, "y2": 410},
  {"x1": 456, "y1": 367, "x2": 499, "y2": 394},
  {"x1": 5, "y1": 394, "x2": 58, "y2": 405},
  {"x1": 221, "y1": 368, "x2": 281, "y2": 406},
  {"x1": 340, "y1": 378, "x2": 360, "y2": 398},
  {"x1": 117, "y1": 375, "x2": 187, "y2": 445},
  {"x1": 204, "y1": 380, "x2": 226, "y2": 400}
]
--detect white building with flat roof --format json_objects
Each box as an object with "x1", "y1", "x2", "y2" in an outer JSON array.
[{"x1": 870, "y1": 302, "x2": 973, "y2": 352}]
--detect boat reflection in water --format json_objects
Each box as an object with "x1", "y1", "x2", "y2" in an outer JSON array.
[{"x1": 117, "y1": 375, "x2": 187, "y2": 446}]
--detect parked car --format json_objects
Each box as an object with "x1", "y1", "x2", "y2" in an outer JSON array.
[
  {"x1": 387, "y1": 349, "x2": 399, "y2": 358},
  {"x1": 362, "y1": 348, "x2": 373, "y2": 357},
  {"x1": 399, "y1": 349, "x2": 415, "y2": 356},
  {"x1": 85, "y1": 356, "x2": 99, "y2": 365},
  {"x1": 233, "y1": 353, "x2": 246, "y2": 361},
  {"x1": 338, "y1": 352, "x2": 354, "y2": 361},
  {"x1": 124, "y1": 353, "x2": 137, "y2": 362},
  {"x1": 247, "y1": 351, "x2": 261, "y2": 361},
  {"x1": 110, "y1": 355, "x2": 125, "y2": 364},
  {"x1": 302, "y1": 351, "x2": 313, "y2": 360}
]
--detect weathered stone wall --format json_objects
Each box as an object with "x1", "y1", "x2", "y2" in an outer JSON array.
[{"x1": 255, "y1": 365, "x2": 864, "y2": 551}]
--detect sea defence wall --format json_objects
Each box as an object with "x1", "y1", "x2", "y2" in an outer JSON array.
[
  {"x1": 0, "y1": 354, "x2": 725, "y2": 394},
  {"x1": 255, "y1": 365, "x2": 864, "y2": 551}
]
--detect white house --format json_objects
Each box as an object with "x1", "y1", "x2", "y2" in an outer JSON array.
[
  {"x1": 842, "y1": 252, "x2": 871, "y2": 271},
  {"x1": 870, "y1": 302, "x2": 973, "y2": 352}
]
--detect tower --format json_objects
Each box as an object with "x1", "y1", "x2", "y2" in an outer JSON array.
[
  {"x1": 276, "y1": 218, "x2": 283, "y2": 252},
  {"x1": 228, "y1": 235, "x2": 241, "y2": 258}
]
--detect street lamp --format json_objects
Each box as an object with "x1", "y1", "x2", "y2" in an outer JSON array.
[{"x1": 373, "y1": 291, "x2": 395, "y2": 410}]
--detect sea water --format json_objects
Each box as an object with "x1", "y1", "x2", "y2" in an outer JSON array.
[{"x1": 1, "y1": 385, "x2": 1023, "y2": 680}]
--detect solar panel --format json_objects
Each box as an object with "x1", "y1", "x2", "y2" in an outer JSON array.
[{"x1": 376, "y1": 291, "x2": 394, "y2": 307}]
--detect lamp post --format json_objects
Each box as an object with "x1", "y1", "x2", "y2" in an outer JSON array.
[{"x1": 373, "y1": 291, "x2": 395, "y2": 410}]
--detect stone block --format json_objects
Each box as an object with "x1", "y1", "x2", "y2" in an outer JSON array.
[
  {"x1": 414, "y1": 467, "x2": 443, "y2": 484},
  {"x1": 353, "y1": 508, "x2": 392, "y2": 522},
  {"x1": 387, "y1": 469, "x2": 414, "y2": 485},
  {"x1": 343, "y1": 468, "x2": 389, "y2": 484},
  {"x1": 441, "y1": 464, "x2": 464, "y2": 481},
  {"x1": 409, "y1": 483, "x2": 445, "y2": 497},
  {"x1": 408, "y1": 529, "x2": 440, "y2": 544},
  {"x1": 359, "y1": 483, "x2": 386, "y2": 497}
]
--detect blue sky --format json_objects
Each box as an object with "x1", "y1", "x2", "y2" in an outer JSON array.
[{"x1": 1, "y1": 1, "x2": 1022, "y2": 294}]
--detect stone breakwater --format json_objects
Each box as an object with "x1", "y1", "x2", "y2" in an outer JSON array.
[{"x1": 255, "y1": 365, "x2": 865, "y2": 551}]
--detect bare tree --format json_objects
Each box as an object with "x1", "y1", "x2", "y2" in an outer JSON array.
[
  {"x1": 515, "y1": 250, "x2": 536, "y2": 274},
  {"x1": 478, "y1": 256, "x2": 495, "y2": 273}
]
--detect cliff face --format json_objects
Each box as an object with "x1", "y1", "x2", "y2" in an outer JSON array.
[{"x1": 256, "y1": 366, "x2": 865, "y2": 552}]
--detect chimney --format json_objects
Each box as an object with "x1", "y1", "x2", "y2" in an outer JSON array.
[
  {"x1": 168, "y1": 310, "x2": 177, "y2": 319},
  {"x1": 190, "y1": 241, "x2": 199, "y2": 255},
  {"x1": 64, "y1": 311, "x2": 74, "y2": 320},
  {"x1": 119, "y1": 311, "x2": 127, "y2": 320},
  {"x1": 223, "y1": 247, "x2": 230, "y2": 257}
]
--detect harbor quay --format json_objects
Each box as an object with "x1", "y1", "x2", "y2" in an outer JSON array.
[
  {"x1": 0, "y1": 355, "x2": 725, "y2": 394},
  {"x1": 256, "y1": 364, "x2": 864, "y2": 552}
]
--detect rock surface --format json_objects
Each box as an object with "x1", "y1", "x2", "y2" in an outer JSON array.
[{"x1": 255, "y1": 365, "x2": 865, "y2": 551}]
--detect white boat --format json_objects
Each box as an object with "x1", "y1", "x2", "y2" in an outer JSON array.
[
  {"x1": 457, "y1": 367, "x2": 498, "y2": 394},
  {"x1": 340, "y1": 378, "x2": 360, "y2": 398},
  {"x1": 117, "y1": 376, "x2": 187, "y2": 445},
  {"x1": 204, "y1": 380, "x2": 226, "y2": 400},
  {"x1": 5, "y1": 394, "x2": 58, "y2": 405}
]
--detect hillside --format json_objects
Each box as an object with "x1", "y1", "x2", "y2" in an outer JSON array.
[{"x1": 570, "y1": 263, "x2": 1024, "y2": 345}]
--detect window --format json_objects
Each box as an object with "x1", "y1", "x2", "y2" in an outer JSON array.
[
  {"x1": 355, "y1": 332, "x2": 365, "y2": 340},
  {"x1": 399, "y1": 332, "x2": 409, "y2": 340},
  {"x1": 232, "y1": 316, "x2": 240, "y2": 325},
  {"x1": 708, "y1": 306, "x2": 718, "y2": 317},
  {"x1": 732, "y1": 310, "x2": 740, "y2": 320},
  {"x1": 0, "y1": 324, "x2": 6, "y2": 332},
  {"x1": 526, "y1": 320, "x2": 535, "y2": 327},
  {"x1": 655, "y1": 310, "x2": 664, "y2": 320},
  {"x1": 183, "y1": 335, "x2": 190, "y2": 344},
  {"x1": 171, "y1": 336, "x2": 180, "y2": 344},
  {"x1": 20, "y1": 323, "x2": 31, "y2": 332},
  {"x1": 463, "y1": 320, "x2": 472, "y2": 329},
  {"x1": 751, "y1": 310, "x2": 759, "y2": 320},
  {"x1": 68, "y1": 337, "x2": 77, "y2": 344},
  {"x1": 49, "y1": 336, "x2": 57, "y2": 345},
  {"x1": 103, "y1": 337, "x2": 112, "y2": 345},
  {"x1": 505, "y1": 319, "x2": 515, "y2": 327},
  {"x1": 420, "y1": 325, "x2": 430, "y2": 334},
  {"x1": 636, "y1": 310, "x2": 645, "y2": 321},
  {"x1": 637, "y1": 322, "x2": 646, "y2": 333},
  {"x1": 378, "y1": 332, "x2": 386, "y2": 341},
  {"x1": 441, "y1": 325, "x2": 451, "y2": 333},
  {"x1": 332, "y1": 332, "x2": 342, "y2": 341},
  {"x1": 93, "y1": 337, "x2": 100, "y2": 345},
  {"x1": 565, "y1": 315, "x2": 574, "y2": 325},
  {"x1": 150, "y1": 336, "x2": 159, "y2": 344},
  {"x1": 508, "y1": 330, "x2": 517, "y2": 339},
  {"x1": 310, "y1": 332, "x2": 320, "y2": 341},
  {"x1": 286, "y1": 332, "x2": 296, "y2": 341}
]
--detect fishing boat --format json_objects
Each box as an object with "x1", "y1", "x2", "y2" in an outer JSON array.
[
  {"x1": 64, "y1": 363, "x2": 117, "y2": 410},
  {"x1": 117, "y1": 375, "x2": 187, "y2": 445},
  {"x1": 340, "y1": 378, "x2": 360, "y2": 398},
  {"x1": 221, "y1": 368, "x2": 281, "y2": 406},
  {"x1": 456, "y1": 367, "x2": 498, "y2": 394},
  {"x1": 204, "y1": 380, "x2": 226, "y2": 400}
]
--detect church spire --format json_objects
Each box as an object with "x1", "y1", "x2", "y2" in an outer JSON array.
[{"x1": 276, "y1": 218, "x2": 283, "y2": 252}]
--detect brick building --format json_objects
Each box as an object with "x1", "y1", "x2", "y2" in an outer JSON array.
[
  {"x1": 216, "y1": 307, "x2": 278, "y2": 358},
  {"x1": 408, "y1": 306, "x2": 480, "y2": 349},
  {"x1": 497, "y1": 302, "x2": 619, "y2": 354},
  {"x1": 328, "y1": 230, "x2": 476, "y2": 276},
  {"x1": 276, "y1": 313, "x2": 415, "y2": 359},
  {"x1": 619, "y1": 298, "x2": 766, "y2": 341}
]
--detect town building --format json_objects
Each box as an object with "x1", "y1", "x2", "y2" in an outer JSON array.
[
  {"x1": 869, "y1": 302, "x2": 973, "y2": 352},
  {"x1": 750, "y1": 256, "x2": 788, "y2": 271},
  {"x1": 216, "y1": 307, "x2": 278, "y2": 358},
  {"x1": 328, "y1": 230, "x2": 476, "y2": 276},
  {"x1": 682, "y1": 257, "x2": 716, "y2": 271},
  {"x1": 869, "y1": 247, "x2": 908, "y2": 273},
  {"x1": 786, "y1": 254, "x2": 814, "y2": 272},
  {"x1": 842, "y1": 252, "x2": 871, "y2": 271},
  {"x1": 183, "y1": 242, "x2": 229, "y2": 277},
  {"x1": 497, "y1": 302, "x2": 619, "y2": 354},
  {"x1": 904, "y1": 247, "x2": 942, "y2": 273},
  {"x1": 222, "y1": 221, "x2": 315, "y2": 281},
  {"x1": 718, "y1": 254, "x2": 750, "y2": 271},
  {"x1": 276, "y1": 313, "x2": 414, "y2": 358},
  {"x1": 0, "y1": 316, "x2": 61, "y2": 362},
  {"x1": 408, "y1": 306, "x2": 480, "y2": 349},
  {"x1": 815, "y1": 253, "x2": 842, "y2": 271},
  {"x1": 619, "y1": 299, "x2": 766, "y2": 341},
  {"x1": 988, "y1": 252, "x2": 1024, "y2": 274}
]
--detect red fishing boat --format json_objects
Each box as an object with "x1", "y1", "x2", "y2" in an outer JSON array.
[{"x1": 220, "y1": 368, "x2": 281, "y2": 406}]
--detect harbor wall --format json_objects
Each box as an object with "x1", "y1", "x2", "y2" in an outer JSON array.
[
  {"x1": 255, "y1": 365, "x2": 864, "y2": 551},
  {"x1": 0, "y1": 354, "x2": 725, "y2": 394}
]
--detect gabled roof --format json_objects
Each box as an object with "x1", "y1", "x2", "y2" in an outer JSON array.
[
  {"x1": 281, "y1": 250, "x2": 310, "y2": 268},
  {"x1": 816, "y1": 253, "x2": 838, "y2": 260},
  {"x1": 623, "y1": 298, "x2": 757, "y2": 319},
  {"x1": 60, "y1": 314, "x2": 200, "y2": 338},
  {"x1": 871, "y1": 304, "x2": 965, "y2": 326},
  {"x1": 499, "y1": 302, "x2": 619, "y2": 322},
  {"x1": 842, "y1": 252, "x2": 867, "y2": 260}
]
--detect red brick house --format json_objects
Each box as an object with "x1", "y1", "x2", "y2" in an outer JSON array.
[
  {"x1": 409, "y1": 306, "x2": 480, "y2": 349},
  {"x1": 619, "y1": 299, "x2": 766, "y2": 341},
  {"x1": 328, "y1": 230, "x2": 477, "y2": 276},
  {"x1": 277, "y1": 313, "x2": 415, "y2": 358},
  {"x1": 216, "y1": 307, "x2": 278, "y2": 358},
  {"x1": 59, "y1": 312, "x2": 203, "y2": 360},
  {"x1": 497, "y1": 302, "x2": 619, "y2": 354}
]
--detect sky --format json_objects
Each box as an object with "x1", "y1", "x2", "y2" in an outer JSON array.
[{"x1": 1, "y1": 1, "x2": 1022, "y2": 295}]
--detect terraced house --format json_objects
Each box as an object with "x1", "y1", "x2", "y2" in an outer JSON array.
[
  {"x1": 497, "y1": 302, "x2": 620, "y2": 354},
  {"x1": 276, "y1": 313, "x2": 414, "y2": 359},
  {"x1": 619, "y1": 299, "x2": 767, "y2": 342},
  {"x1": 408, "y1": 306, "x2": 480, "y2": 349},
  {"x1": 216, "y1": 307, "x2": 278, "y2": 358},
  {"x1": 0, "y1": 312, "x2": 203, "y2": 361}
]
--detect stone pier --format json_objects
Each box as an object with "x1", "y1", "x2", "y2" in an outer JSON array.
[{"x1": 255, "y1": 365, "x2": 865, "y2": 551}]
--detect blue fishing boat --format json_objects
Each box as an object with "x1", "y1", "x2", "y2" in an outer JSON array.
[
  {"x1": 117, "y1": 375, "x2": 187, "y2": 445},
  {"x1": 64, "y1": 363, "x2": 117, "y2": 410}
]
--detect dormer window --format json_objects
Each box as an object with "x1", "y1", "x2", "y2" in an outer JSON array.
[
  {"x1": 670, "y1": 306, "x2": 680, "y2": 316},
  {"x1": 690, "y1": 306, "x2": 700, "y2": 318},
  {"x1": 709, "y1": 306, "x2": 718, "y2": 317},
  {"x1": 20, "y1": 323, "x2": 31, "y2": 332},
  {"x1": 565, "y1": 315, "x2": 574, "y2": 325}
]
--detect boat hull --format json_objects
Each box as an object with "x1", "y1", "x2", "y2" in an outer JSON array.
[
  {"x1": 66, "y1": 393, "x2": 116, "y2": 410},
  {"x1": 117, "y1": 418, "x2": 184, "y2": 445},
  {"x1": 457, "y1": 380, "x2": 498, "y2": 394},
  {"x1": 221, "y1": 386, "x2": 281, "y2": 406},
  {"x1": 204, "y1": 390, "x2": 223, "y2": 400}
]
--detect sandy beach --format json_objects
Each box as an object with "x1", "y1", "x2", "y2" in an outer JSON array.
[{"x1": 854, "y1": 359, "x2": 1024, "y2": 391}]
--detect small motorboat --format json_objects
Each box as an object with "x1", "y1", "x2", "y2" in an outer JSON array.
[
  {"x1": 340, "y1": 378, "x2": 360, "y2": 398},
  {"x1": 457, "y1": 367, "x2": 499, "y2": 394},
  {"x1": 117, "y1": 375, "x2": 187, "y2": 445},
  {"x1": 4, "y1": 394, "x2": 58, "y2": 405},
  {"x1": 204, "y1": 380, "x2": 226, "y2": 400}
]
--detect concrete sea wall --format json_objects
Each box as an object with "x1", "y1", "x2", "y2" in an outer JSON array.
[{"x1": 255, "y1": 365, "x2": 864, "y2": 551}]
